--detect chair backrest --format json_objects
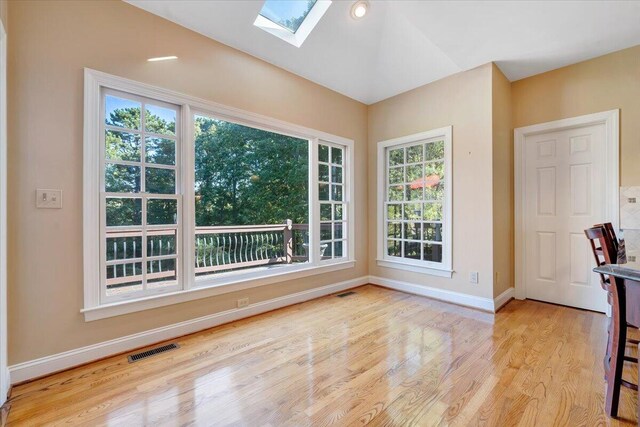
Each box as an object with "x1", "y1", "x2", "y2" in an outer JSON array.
[
  {"x1": 595, "y1": 222, "x2": 619, "y2": 254},
  {"x1": 585, "y1": 225, "x2": 617, "y2": 286}
]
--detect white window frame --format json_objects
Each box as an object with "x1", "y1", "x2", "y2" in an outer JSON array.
[
  {"x1": 376, "y1": 126, "x2": 453, "y2": 278},
  {"x1": 83, "y1": 69, "x2": 355, "y2": 321},
  {"x1": 253, "y1": 0, "x2": 332, "y2": 48},
  {"x1": 100, "y1": 88, "x2": 183, "y2": 305}
]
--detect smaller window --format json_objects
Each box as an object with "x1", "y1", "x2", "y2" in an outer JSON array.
[{"x1": 377, "y1": 127, "x2": 452, "y2": 277}]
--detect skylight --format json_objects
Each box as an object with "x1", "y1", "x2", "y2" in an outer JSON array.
[
  {"x1": 254, "y1": 0, "x2": 332, "y2": 48},
  {"x1": 259, "y1": 0, "x2": 317, "y2": 34}
]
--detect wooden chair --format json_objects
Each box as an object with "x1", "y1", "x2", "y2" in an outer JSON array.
[{"x1": 585, "y1": 225, "x2": 637, "y2": 417}]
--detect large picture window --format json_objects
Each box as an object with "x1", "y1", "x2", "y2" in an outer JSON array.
[
  {"x1": 83, "y1": 70, "x2": 354, "y2": 319},
  {"x1": 377, "y1": 127, "x2": 452, "y2": 277}
]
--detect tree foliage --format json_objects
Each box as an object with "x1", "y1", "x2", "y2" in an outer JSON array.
[
  {"x1": 105, "y1": 109, "x2": 309, "y2": 228},
  {"x1": 194, "y1": 116, "x2": 308, "y2": 226}
]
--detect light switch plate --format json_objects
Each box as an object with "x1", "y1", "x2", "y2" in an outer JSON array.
[{"x1": 36, "y1": 189, "x2": 62, "y2": 209}]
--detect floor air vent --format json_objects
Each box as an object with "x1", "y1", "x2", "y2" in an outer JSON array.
[
  {"x1": 336, "y1": 291, "x2": 356, "y2": 298},
  {"x1": 128, "y1": 343, "x2": 179, "y2": 363}
]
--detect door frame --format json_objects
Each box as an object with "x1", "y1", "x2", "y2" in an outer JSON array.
[
  {"x1": 514, "y1": 109, "x2": 620, "y2": 301},
  {"x1": 0, "y1": 18, "x2": 7, "y2": 403}
]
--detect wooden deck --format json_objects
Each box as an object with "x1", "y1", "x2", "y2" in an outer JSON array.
[{"x1": 6, "y1": 285, "x2": 638, "y2": 426}]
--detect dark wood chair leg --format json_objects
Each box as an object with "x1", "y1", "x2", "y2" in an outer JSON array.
[{"x1": 606, "y1": 276, "x2": 627, "y2": 418}]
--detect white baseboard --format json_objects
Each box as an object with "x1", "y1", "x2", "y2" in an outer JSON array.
[
  {"x1": 0, "y1": 366, "x2": 8, "y2": 404},
  {"x1": 369, "y1": 276, "x2": 514, "y2": 313},
  {"x1": 493, "y1": 287, "x2": 515, "y2": 311},
  {"x1": 9, "y1": 276, "x2": 368, "y2": 384}
]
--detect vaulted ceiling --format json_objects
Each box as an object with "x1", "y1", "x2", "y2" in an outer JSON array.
[{"x1": 127, "y1": 1, "x2": 640, "y2": 105}]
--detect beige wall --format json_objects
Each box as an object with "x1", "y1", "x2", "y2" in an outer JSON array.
[
  {"x1": 7, "y1": 0, "x2": 368, "y2": 364},
  {"x1": 491, "y1": 65, "x2": 513, "y2": 297},
  {"x1": 368, "y1": 64, "x2": 497, "y2": 299},
  {"x1": 512, "y1": 44, "x2": 640, "y2": 186}
]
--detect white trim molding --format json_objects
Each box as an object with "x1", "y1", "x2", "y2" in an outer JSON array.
[
  {"x1": 369, "y1": 276, "x2": 512, "y2": 313},
  {"x1": 253, "y1": 1, "x2": 332, "y2": 48},
  {"x1": 514, "y1": 109, "x2": 620, "y2": 301},
  {"x1": 10, "y1": 276, "x2": 368, "y2": 384},
  {"x1": 494, "y1": 287, "x2": 515, "y2": 311}
]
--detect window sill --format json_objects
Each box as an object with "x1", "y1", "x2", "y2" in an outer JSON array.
[
  {"x1": 376, "y1": 259, "x2": 453, "y2": 278},
  {"x1": 82, "y1": 260, "x2": 356, "y2": 321}
]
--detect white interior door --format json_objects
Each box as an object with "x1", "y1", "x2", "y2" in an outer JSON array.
[{"x1": 523, "y1": 123, "x2": 609, "y2": 312}]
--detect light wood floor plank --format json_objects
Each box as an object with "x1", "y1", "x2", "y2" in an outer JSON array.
[{"x1": 6, "y1": 285, "x2": 637, "y2": 426}]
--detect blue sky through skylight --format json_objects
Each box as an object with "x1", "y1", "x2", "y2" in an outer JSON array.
[{"x1": 259, "y1": 0, "x2": 317, "y2": 33}]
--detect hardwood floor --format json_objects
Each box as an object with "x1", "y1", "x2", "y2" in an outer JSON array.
[{"x1": 6, "y1": 285, "x2": 638, "y2": 426}]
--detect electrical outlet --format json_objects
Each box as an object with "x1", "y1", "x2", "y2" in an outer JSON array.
[
  {"x1": 629, "y1": 255, "x2": 637, "y2": 263},
  {"x1": 36, "y1": 189, "x2": 62, "y2": 209},
  {"x1": 237, "y1": 298, "x2": 249, "y2": 308},
  {"x1": 470, "y1": 271, "x2": 479, "y2": 284}
]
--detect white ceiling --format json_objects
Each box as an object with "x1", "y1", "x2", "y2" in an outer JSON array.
[{"x1": 126, "y1": 0, "x2": 640, "y2": 105}]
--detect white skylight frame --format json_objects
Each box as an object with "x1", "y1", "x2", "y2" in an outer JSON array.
[{"x1": 254, "y1": 0, "x2": 332, "y2": 48}]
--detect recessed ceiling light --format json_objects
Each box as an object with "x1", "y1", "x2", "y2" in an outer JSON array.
[
  {"x1": 147, "y1": 56, "x2": 178, "y2": 62},
  {"x1": 351, "y1": 1, "x2": 368, "y2": 19}
]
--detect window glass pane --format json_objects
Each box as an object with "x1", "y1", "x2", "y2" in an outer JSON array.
[
  {"x1": 194, "y1": 115, "x2": 310, "y2": 275},
  {"x1": 387, "y1": 240, "x2": 401, "y2": 257},
  {"x1": 331, "y1": 166, "x2": 343, "y2": 184},
  {"x1": 425, "y1": 180, "x2": 444, "y2": 201},
  {"x1": 388, "y1": 167, "x2": 403, "y2": 184},
  {"x1": 425, "y1": 140, "x2": 444, "y2": 161},
  {"x1": 147, "y1": 231, "x2": 177, "y2": 256},
  {"x1": 387, "y1": 204, "x2": 402, "y2": 220},
  {"x1": 403, "y1": 203, "x2": 422, "y2": 220},
  {"x1": 319, "y1": 164, "x2": 329, "y2": 182},
  {"x1": 331, "y1": 147, "x2": 343, "y2": 165},
  {"x1": 322, "y1": 242, "x2": 332, "y2": 259},
  {"x1": 334, "y1": 222, "x2": 344, "y2": 240},
  {"x1": 319, "y1": 183, "x2": 330, "y2": 201},
  {"x1": 147, "y1": 258, "x2": 178, "y2": 287},
  {"x1": 405, "y1": 184, "x2": 423, "y2": 202},
  {"x1": 423, "y1": 243, "x2": 443, "y2": 263},
  {"x1": 320, "y1": 203, "x2": 331, "y2": 221},
  {"x1": 105, "y1": 95, "x2": 141, "y2": 130},
  {"x1": 406, "y1": 145, "x2": 423, "y2": 163},
  {"x1": 259, "y1": 0, "x2": 317, "y2": 33},
  {"x1": 331, "y1": 184, "x2": 343, "y2": 201},
  {"x1": 145, "y1": 104, "x2": 176, "y2": 136},
  {"x1": 425, "y1": 162, "x2": 444, "y2": 180},
  {"x1": 406, "y1": 164, "x2": 423, "y2": 182},
  {"x1": 333, "y1": 241, "x2": 344, "y2": 258},
  {"x1": 106, "y1": 234, "x2": 142, "y2": 261},
  {"x1": 320, "y1": 223, "x2": 332, "y2": 241},
  {"x1": 106, "y1": 262, "x2": 142, "y2": 297},
  {"x1": 404, "y1": 222, "x2": 421, "y2": 241},
  {"x1": 423, "y1": 202, "x2": 443, "y2": 221},
  {"x1": 146, "y1": 168, "x2": 175, "y2": 194},
  {"x1": 106, "y1": 198, "x2": 142, "y2": 227},
  {"x1": 403, "y1": 241, "x2": 421, "y2": 260},
  {"x1": 334, "y1": 204, "x2": 343, "y2": 221},
  {"x1": 387, "y1": 222, "x2": 402, "y2": 239},
  {"x1": 423, "y1": 223, "x2": 443, "y2": 242},
  {"x1": 388, "y1": 185, "x2": 403, "y2": 201},
  {"x1": 105, "y1": 164, "x2": 140, "y2": 193},
  {"x1": 389, "y1": 148, "x2": 404, "y2": 166},
  {"x1": 147, "y1": 199, "x2": 177, "y2": 225},
  {"x1": 106, "y1": 130, "x2": 140, "y2": 162},
  {"x1": 318, "y1": 144, "x2": 329, "y2": 163},
  {"x1": 145, "y1": 137, "x2": 175, "y2": 165}
]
